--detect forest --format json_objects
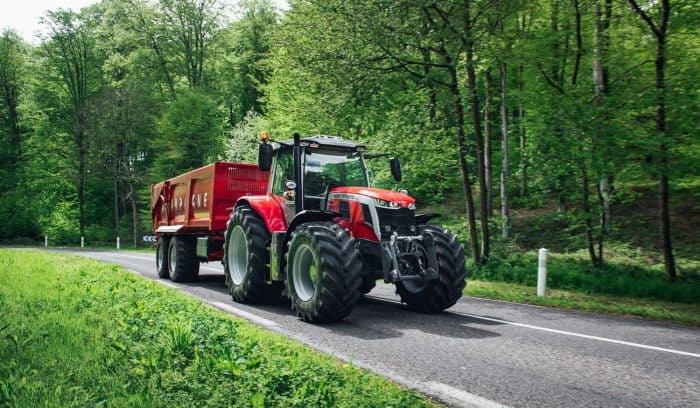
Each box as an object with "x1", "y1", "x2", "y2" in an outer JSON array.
[{"x1": 0, "y1": 0, "x2": 698, "y2": 284}]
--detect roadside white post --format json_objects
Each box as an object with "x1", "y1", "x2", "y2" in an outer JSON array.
[
  {"x1": 537, "y1": 248, "x2": 548, "y2": 297},
  {"x1": 81, "y1": 236, "x2": 85, "y2": 248},
  {"x1": 116, "y1": 236, "x2": 120, "y2": 250},
  {"x1": 44, "y1": 235, "x2": 48, "y2": 247}
]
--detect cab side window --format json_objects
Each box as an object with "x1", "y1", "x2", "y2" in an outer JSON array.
[{"x1": 272, "y1": 152, "x2": 293, "y2": 196}]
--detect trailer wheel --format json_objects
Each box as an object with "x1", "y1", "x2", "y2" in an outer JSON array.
[
  {"x1": 285, "y1": 222, "x2": 362, "y2": 323},
  {"x1": 224, "y1": 205, "x2": 282, "y2": 303},
  {"x1": 156, "y1": 235, "x2": 171, "y2": 278},
  {"x1": 168, "y1": 236, "x2": 200, "y2": 282},
  {"x1": 396, "y1": 225, "x2": 467, "y2": 313}
]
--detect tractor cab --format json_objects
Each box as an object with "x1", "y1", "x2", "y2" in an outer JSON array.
[{"x1": 266, "y1": 135, "x2": 371, "y2": 215}]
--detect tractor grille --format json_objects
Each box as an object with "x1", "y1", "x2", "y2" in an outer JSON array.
[{"x1": 376, "y1": 207, "x2": 415, "y2": 237}]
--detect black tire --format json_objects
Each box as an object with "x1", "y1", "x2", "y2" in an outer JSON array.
[
  {"x1": 396, "y1": 225, "x2": 467, "y2": 312},
  {"x1": 224, "y1": 205, "x2": 282, "y2": 303},
  {"x1": 168, "y1": 236, "x2": 200, "y2": 282},
  {"x1": 285, "y1": 222, "x2": 362, "y2": 323},
  {"x1": 156, "y1": 235, "x2": 171, "y2": 279}
]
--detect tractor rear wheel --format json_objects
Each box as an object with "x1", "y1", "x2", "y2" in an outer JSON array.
[
  {"x1": 396, "y1": 225, "x2": 467, "y2": 312},
  {"x1": 168, "y1": 236, "x2": 200, "y2": 282},
  {"x1": 285, "y1": 222, "x2": 362, "y2": 323},
  {"x1": 156, "y1": 235, "x2": 171, "y2": 278},
  {"x1": 224, "y1": 205, "x2": 282, "y2": 303}
]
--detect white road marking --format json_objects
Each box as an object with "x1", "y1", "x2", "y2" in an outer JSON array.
[
  {"x1": 367, "y1": 295, "x2": 700, "y2": 359},
  {"x1": 208, "y1": 301, "x2": 277, "y2": 327},
  {"x1": 101, "y1": 252, "x2": 223, "y2": 272},
  {"x1": 100, "y1": 253, "x2": 153, "y2": 261},
  {"x1": 427, "y1": 382, "x2": 509, "y2": 408},
  {"x1": 159, "y1": 281, "x2": 178, "y2": 288}
]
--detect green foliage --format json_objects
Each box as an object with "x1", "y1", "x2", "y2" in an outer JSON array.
[
  {"x1": 222, "y1": 110, "x2": 267, "y2": 163},
  {"x1": 151, "y1": 89, "x2": 223, "y2": 179},
  {"x1": 0, "y1": 250, "x2": 431, "y2": 407}
]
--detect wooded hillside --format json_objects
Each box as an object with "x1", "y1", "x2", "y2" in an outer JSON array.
[{"x1": 1, "y1": 0, "x2": 698, "y2": 280}]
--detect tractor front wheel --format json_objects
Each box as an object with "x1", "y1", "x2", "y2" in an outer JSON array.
[
  {"x1": 285, "y1": 222, "x2": 362, "y2": 323},
  {"x1": 395, "y1": 225, "x2": 467, "y2": 312}
]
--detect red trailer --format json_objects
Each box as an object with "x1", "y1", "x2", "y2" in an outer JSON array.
[{"x1": 150, "y1": 162, "x2": 268, "y2": 281}]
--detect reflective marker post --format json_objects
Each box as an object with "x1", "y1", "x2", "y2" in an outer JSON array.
[
  {"x1": 117, "y1": 236, "x2": 120, "y2": 250},
  {"x1": 537, "y1": 248, "x2": 548, "y2": 297},
  {"x1": 45, "y1": 235, "x2": 48, "y2": 247},
  {"x1": 81, "y1": 236, "x2": 85, "y2": 248}
]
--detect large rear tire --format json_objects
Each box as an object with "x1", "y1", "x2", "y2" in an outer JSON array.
[
  {"x1": 168, "y1": 236, "x2": 200, "y2": 282},
  {"x1": 156, "y1": 235, "x2": 171, "y2": 279},
  {"x1": 285, "y1": 222, "x2": 362, "y2": 323},
  {"x1": 224, "y1": 205, "x2": 282, "y2": 303},
  {"x1": 396, "y1": 225, "x2": 467, "y2": 312}
]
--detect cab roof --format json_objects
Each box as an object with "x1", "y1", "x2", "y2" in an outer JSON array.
[{"x1": 273, "y1": 135, "x2": 366, "y2": 151}]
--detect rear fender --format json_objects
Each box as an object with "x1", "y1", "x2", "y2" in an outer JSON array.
[{"x1": 235, "y1": 195, "x2": 288, "y2": 233}]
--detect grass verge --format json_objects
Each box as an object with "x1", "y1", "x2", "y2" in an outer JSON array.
[
  {"x1": 465, "y1": 279, "x2": 700, "y2": 326},
  {"x1": 0, "y1": 249, "x2": 433, "y2": 407}
]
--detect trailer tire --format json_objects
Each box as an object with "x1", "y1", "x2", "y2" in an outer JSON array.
[
  {"x1": 224, "y1": 205, "x2": 282, "y2": 303},
  {"x1": 168, "y1": 236, "x2": 200, "y2": 282},
  {"x1": 156, "y1": 235, "x2": 171, "y2": 279},
  {"x1": 285, "y1": 222, "x2": 362, "y2": 323},
  {"x1": 396, "y1": 225, "x2": 467, "y2": 313}
]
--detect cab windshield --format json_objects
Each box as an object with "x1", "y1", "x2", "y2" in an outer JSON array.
[{"x1": 303, "y1": 149, "x2": 368, "y2": 196}]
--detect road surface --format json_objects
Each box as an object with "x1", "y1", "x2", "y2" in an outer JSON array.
[{"x1": 62, "y1": 249, "x2": 700, "y2": 408}]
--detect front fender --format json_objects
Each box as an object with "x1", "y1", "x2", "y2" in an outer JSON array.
[{"x1": 236, "y1": 194, "x2": 288, "y2": 233}]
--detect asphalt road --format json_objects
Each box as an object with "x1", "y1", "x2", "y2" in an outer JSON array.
[{"x1": 62, "y1": 249, "x2": 699, "y2": 408}]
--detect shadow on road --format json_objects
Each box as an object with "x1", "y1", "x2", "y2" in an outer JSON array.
[{"x1": 164, "y1": 273, "x2": 502, "y2": 341}]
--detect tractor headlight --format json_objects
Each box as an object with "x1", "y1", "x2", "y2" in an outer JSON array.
[
  {"x1": 374, "y1": 198, "x2": 400, "y2": 209},
  {"x1": 408, "y1": 203, "x2": 416, "y2": 210}
]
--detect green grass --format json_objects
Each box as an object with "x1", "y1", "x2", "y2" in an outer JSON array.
[
  {"x1": 465, "y1": 279, "x2": 700, "y2": 326},
  {"x1": 0, "y1": 250, "x2": 433, "y2": 407},
  {"x1": 468, "y1": 250, "x2": 700, "y2": 304}
]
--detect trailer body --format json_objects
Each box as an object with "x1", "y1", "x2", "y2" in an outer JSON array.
[{"x1": 151, "y1": 162, "x2": 268, "y2": 261}]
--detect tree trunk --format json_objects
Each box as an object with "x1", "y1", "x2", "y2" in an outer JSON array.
[
  {"x1": 484, "y1": 69, "x2": 493, "y2": 216},
  {"x1": 114, "y1": 175, "x2": 120, "y2": 231},
  {"x1": 518, "y1": 65, "x2": 527, "y2": 197},
  {"x1": 464, "y1": 3, "x2": 490, "y2": 261},
  {"x1": 627, "y1": 0, "x2": 675, "y2": 279},
  {"x1": 499, "y1": 62, "x2": 510, "y2": 238},
  {"x1": 78, "y1": 127, "x2": 86, "y2": 238},
  {"x1": 571, "y1": 0, "x2": 582, "y2": 87},
  {"x1": 130, "y1": 189, "x2": 138, "y2": 247},
  {"x1": 582, "y1": 166, "x2": 598, "y2": 267},
  {"x1": 657, "y1": 36, "x2": 675, "y2": 279},
  {"x1": 441, "y1": 48, "x2": 481, "y2": 265},
  {"x1": 592, "y1": 0, "x2": 610, "y2": 266}
]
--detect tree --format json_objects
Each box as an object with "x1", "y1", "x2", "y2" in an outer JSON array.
[
  {"x1": 627, "y1": 0, "x2": 675, "y2": 279},
  {"x1": 151, "y1": 89, "x2": 222, "y2": 179},
  {"x1": 40, "y1": 9, "x2": 103, "y2": 238}
]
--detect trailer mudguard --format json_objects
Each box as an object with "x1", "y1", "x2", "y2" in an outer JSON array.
[{"x1": 236, "y1": 195, "x2": 288, "y2": 233}]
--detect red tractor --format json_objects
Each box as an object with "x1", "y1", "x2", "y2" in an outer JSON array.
[{"x1": 152, "y1": 133, "x2": 467, "y2": 323}]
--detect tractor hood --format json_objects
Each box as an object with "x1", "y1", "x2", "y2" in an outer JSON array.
[{"x1": 330, "y1": 187, "x2": 416, "y2": 209}]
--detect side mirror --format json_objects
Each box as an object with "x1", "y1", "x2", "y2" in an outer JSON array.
[
  {"x1": 258, "y1": 144, "x2": 273, "y2": 172},
  {"x1": 389, "y1": 157, "x2": 402, "y2": 182}
]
